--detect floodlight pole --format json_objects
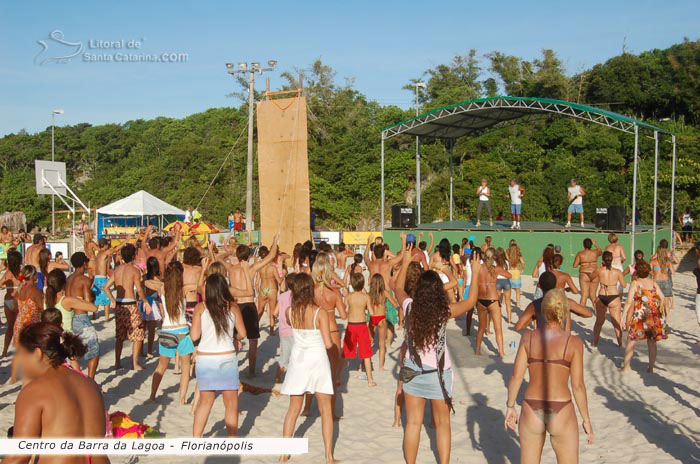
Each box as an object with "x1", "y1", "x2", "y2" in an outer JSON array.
[
  {"x1": 380, "y1": 134, "x2": 385, "y2": 231},
  {"x1": 225, "y1": 61, "x2": 277, "y2": 232},
  {"x1": 670, "y1": 135, "x2": 677, "y2": 251},
  {"x1": 631, "y1": 124, "x2": 639, "y2": 256},
  {"x1": 449, "y1": 138, "x2": 454, "y2": 221},
  {"x1": 653, "y1": 131, "x2": 659, "y2": 248},
  {"x1": 414, "y1": 82, "x2": 425, "y2": 225}
]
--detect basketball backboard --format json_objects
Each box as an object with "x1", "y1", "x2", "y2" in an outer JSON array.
[{"x1": 34, "y1": 160, "x2": 67, "y2": 195}]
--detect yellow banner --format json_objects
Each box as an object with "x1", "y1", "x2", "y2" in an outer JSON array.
[{"x1": 342, "y1": 231, "x2": 380, "y2": 245}]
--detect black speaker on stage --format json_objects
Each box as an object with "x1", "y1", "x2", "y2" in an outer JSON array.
[
  {"x1": 607, "y1": 206, "x2": 626, "y2": 231},
  {"x1": 391, "y1": 205, "x2": 416, "y2": 228},
  {"x1": 595, "y1": 208, "x2": 608, "y2": 229}
]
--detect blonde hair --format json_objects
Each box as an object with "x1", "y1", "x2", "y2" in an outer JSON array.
[
  {"x1": 506, "y1": 242, "x2": 522, "y2": 270},
  {"x1": 542, "y1": 288, "x2": 569, "y2": 327},
  {"x1": 484, "y1": 248, "x2": 497, "y2": 277},
  {"x1": 656, "y1": 246, "x2": 670, "y2": 270},
  {"x1": 608, "y1": 233, "x2": 618, "y2": 244},
  {"x1": 312, "y1": 252, "x2": 333, "y2": 288},
  {"x1": 206, "y1": 261, "x2": 228, "y2": 278}
]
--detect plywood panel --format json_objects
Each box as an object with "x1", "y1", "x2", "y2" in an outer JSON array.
[{"x1": 256, "y1": 96, "x2": 310, "y2": 255}]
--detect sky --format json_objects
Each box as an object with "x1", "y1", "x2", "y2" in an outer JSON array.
[{"x1": 1, "y1": 0, "x2": 699, "y2": 136}]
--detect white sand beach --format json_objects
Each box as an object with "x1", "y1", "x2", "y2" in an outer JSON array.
[{"x1": 0, "y1": 271, "x2": 698, "y2": 463}]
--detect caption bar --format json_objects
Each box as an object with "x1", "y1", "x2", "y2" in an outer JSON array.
[{"x1": 0, "y1": 438, "x2": 307, "y2": 456}]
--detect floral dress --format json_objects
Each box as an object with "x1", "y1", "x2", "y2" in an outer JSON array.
[
  {"x1": 628, "y1": 285, "x2": 667, "y2": 341},
  {"x1": 14, "y1": 295, "x2": 41, "y2": 345}
]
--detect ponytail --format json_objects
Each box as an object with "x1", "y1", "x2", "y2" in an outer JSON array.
[
  {"x1": 18, "y1": 322, "x2": 87, "y2": 366},
  {"x1": 602, "y1": 251, "x2": 613, "y2": 270}
]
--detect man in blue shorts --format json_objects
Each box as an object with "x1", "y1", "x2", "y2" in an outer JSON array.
[
  {"x1": 566, "y1": 179, "x2": 586, "y2": 228},
  {"x1": 508, "y1": 179, "x2": 525, "y2": 230}
]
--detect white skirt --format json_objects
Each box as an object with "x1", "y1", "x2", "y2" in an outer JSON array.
[{"x1": 281, "y1": 341, "x2": 333, "y2": 396}]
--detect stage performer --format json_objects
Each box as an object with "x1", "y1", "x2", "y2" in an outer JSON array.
[
  {"x1": 475, "y1": 178, "x2": 493, "y2": 227},
  {"x1": 566, "y1": 179, "x2": 586, "y2": 228},
  {"x1": 508, "y1": 179, "x2": 525, "y2": 230}
]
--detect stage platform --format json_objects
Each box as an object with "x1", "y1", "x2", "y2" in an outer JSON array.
[
  {"x1": 382, "y1": 221, "x2": 671, "y2": 275},
  {"x1": 407, "y1": 220, "x2": 660, "y2": 233}
]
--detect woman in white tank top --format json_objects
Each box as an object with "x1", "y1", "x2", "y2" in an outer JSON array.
[
  {"x1": 279, "y1": 273, "x2": 336, "y2": 463},
  {"x1": 190, "y1": 273, "x2": 246, "y2": 437},
  {"x1": 149, "y1": 262, "x2": 195, "y2": 404}
]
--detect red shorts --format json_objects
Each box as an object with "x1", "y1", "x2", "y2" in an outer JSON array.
[
  {"x1": 233, "y1": 223, "x2": 243, "y2": 231},
  {"x1": 370, "y1": 315, "x2": 386, "y2": 326},
  {"x1": 343, "y1": 322, "x2": 372, "y2": 359}
]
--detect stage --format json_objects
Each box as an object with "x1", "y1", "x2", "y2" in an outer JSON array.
[{"x1": 382, "y1": 221, "x2": 671, "y2": 275}]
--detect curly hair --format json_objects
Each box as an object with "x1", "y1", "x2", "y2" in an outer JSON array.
[
  {"x1": 407, "y1": 270, "x2": 450, "y2": 353},
  {"x1": 484, "y1": 248, "x2": 497, "y2": 277},
  {"x1": 404, "y1": 262, "x2": 422, "y2": 297}
]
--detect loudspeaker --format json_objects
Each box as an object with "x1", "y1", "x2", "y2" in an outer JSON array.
[
  {"x1": 607, "y1": 206, "x2": 626, "y2": 231},
  {"x1": 594, "y1": 208, "x2": 608, "y2": 229},
  {"x1": 391, "y1": 205, "x2": 416, "y2": 228}
]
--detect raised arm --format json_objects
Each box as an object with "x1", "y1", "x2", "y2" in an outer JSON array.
[
  {"x1": 250, "y1": 234, "x2": 279, "y2": 273},
  {"x1": 364, "y1": 235, "x2": 373, "y2": 263},
  {"x1": 449, "y1": 258, "x2": 481, "y2": 318}
]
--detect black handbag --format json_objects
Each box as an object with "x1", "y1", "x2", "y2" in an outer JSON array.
[{"x1": 399, "y1": 365, "x2": 437, "y2": 383}]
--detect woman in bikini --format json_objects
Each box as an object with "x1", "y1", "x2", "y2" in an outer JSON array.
[
  {"x1": 573, "y1": 238, "x2": 602, "y2": 306},
  {"x1": 650, "y1": 245, "x2": 674, "y2": 322},
  {"x1": 505, "y1": 289, "x2": 593, "y2": 463},
  {"x1": 312, "y1": 252, "x2": 347, "y2": 419},
  {"x1": 256, "y1": 245, "x2": 282, "y2": 332},
  {"x1": 592, "y1": 251, "x2": 626, "y2": 347},
  {"x1": 621, "y1": 261, "x2": 667, "y2": 373},
  {"x1": 142, "y1": 257, "x2": 164, "y2": 357},
  {"x1": 1, "y1": 250, "x2": 22, "y2": 357},
  {"x1": 368, "y1": 273, "x2": 399, "y2": 370},
  {"x1": 507, "y1": 241, "x2": 525, "y2": 308},
  {"x1": 475, "y1": 248, "x2": 511, "y2": 357},
  {"x1": 495, "y1": 248, "x2": 513, "y2": 324}
]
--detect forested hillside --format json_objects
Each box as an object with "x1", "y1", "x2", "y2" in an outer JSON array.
[{"x1": 1, "y1": 39, "x2": 699, "y2": 230}]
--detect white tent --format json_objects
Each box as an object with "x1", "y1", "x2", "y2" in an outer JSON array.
[
  {"x1": 96, "y1": 190, "x2": 185, "y2": 238},
  {"x1": 97, "y1": 190, "x2": 185, "y2": 216}
]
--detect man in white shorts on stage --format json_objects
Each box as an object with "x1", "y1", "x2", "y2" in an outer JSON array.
[
  {"x1": 508, "y1": 179, "x2": 525, "y2": 229},
  {"x1": 566, "y1": 179, "x2": 586, "y2": 228}
]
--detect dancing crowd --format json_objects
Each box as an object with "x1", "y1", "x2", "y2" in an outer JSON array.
[{"x1": 0, "y1": 223, "x2": 688, "y2": 464}]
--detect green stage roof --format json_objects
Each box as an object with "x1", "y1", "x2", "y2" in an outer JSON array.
[{"x1": 382, "y1": 96, "x2": 670, "y2": 139}]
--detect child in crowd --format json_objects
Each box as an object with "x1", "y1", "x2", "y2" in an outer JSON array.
[{"x1": 342, "y1": 273, "x2": 376, "y2": 386}]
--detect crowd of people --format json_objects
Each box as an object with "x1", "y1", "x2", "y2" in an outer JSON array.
[{"x1": 0, "y1": 221, "x2": 692, "y2": 464}]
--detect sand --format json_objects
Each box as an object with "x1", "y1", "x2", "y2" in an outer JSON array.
[{"x1": 0, "y1": 272, "x2": 698, "y2": 463}]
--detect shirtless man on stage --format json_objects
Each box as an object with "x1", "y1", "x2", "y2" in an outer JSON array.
[
  {"x1": 25, "y1": 234, "x2": 44, "y2": 286},
  {"x1": 103, "y1": 244, "x2": 151, "y2": 371},
  {"x1": 92, "y1": 239, "x2": 124, "y2": 321},
  {"x1": 230, "y1": 235, "x2": 279, "y2": 377}
]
